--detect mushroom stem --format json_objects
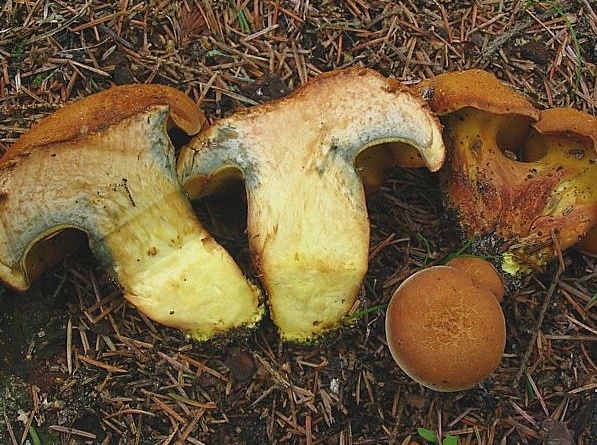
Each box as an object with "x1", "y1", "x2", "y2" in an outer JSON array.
[{"x1": 244, "y1": 145, "x2": 371, "y2": 339}]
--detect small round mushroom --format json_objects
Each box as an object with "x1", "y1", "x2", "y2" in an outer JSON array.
[
  {"x1": 385, "y1": 266, "x2": 506, "y2": 392},
  {"x1": 445, "y1": 256, "x2": 505, "y2": 302}
]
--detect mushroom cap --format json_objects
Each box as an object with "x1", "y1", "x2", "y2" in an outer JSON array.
[
  {"x1": 385, "y1": 266, "x2": 506, "y2": 392},
  {"x1": 416, "y1": 69, "x2": 539, "y2": 119},
  {"x1": 8, "y1": 84, "x2": 205, "y2": 156},
  {"x1": 523, "y1": 107, "x2": 597, "y2": 162},
  {"x1": 445, "y1": 256, "x2": 505, "y2": 302},
  {"x1": 533, "y1": 107, "x2": 597, "y2": 148}
]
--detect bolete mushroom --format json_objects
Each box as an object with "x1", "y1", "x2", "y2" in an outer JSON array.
[
  {"x1": 0, "y1": 84, "x2": 262, "y2": 340},
  {"x1": 524, "y1": 107, "x2": 597, "y2": 259},
  {"x1": 385, "y1": 265, "x2": 506, "y2": 392},
  {"x1": 416, "y1": 70, "x2": 597, "y2": 274},
  {"x1": 178, "y1": 67, "x2": 445, "y2": 341}
]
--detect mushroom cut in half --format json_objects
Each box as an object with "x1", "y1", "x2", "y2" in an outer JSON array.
[
  {"x1": 0, "y1": 85, "x2": 262, "y2": 340},
  {"x1": 416, "y1": 70, "x2": 597, "y2": 274},
  {"x1": 178, "y1": 67, "x2": 445, "y2": 341}
]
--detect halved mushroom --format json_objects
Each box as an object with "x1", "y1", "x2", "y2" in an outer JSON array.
[
  {"x1": 0, "y1": 84, "x2": 262, "y2": 340},
  {"x1": 416, "y1": 70, "x2": 597, "y2": 274},
  {"x1": 178, "y1": 67, "x2": 445, "y2": 341}
]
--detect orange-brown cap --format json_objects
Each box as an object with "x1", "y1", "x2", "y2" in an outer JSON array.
[
  {"x1": 8, "y1": 84, "x2": 205, "y2": 157},
  {"x1": 446, "y1": 256, "x2": 505, "y2": 302},
  {"x1": 385, "y1": 266, "x2": 506, "y2": 391},
  {"x1": 533, "y1": 107, "x2": 597, "y2": 149},
  {"x1": 416, "y1": 69, "x2": 540, "y2": 119}
]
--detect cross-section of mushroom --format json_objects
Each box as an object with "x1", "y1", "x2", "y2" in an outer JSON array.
[
  {"x1": 0, "y1": 84, "x2": 262, "y2": 340},
  {"x1": 178, "y1": 67, "x2": 445, "y2": 341},
  {"x1": 416, "y1": 70, "x2": 597, "y2": 274}
]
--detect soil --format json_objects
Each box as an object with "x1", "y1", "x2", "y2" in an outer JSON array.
[{"x1": 0, "y1": 1, "x2": 596, "y2": 444}]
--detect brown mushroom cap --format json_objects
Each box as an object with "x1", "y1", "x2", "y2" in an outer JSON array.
[
  {"x1": 522, "y1": 107, "x2": 597, "y2": 162},
  {"x1": 385, "y1": 266, "x2": 506, "y2": 392},
  {"x1": 533, "y1": 107, "x2": 597, "y2": 147},
  {"x1": 8, "y1": 84, "x2": 205, "y2": 156},
  {"x1": 416, "y1": 69, "x2": 539, "y2": 119},
  {"x1": 415, "y1": 69, "x2": 540, "y2": 167},
  {"x1": 445, "y1": 256, "x2": 505, "y2": 302}
]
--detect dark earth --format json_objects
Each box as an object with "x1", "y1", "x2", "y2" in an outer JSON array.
[{"x1": 0, "y1": 0, "x2": 596, "y2": 444}]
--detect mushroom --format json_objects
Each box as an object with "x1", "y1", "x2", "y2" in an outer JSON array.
[
  {"x1": 445, "y1": 256, "x2": 505, "y2": 302},
  {"x1": 0, "y1": 84, "x2": 262, "y2": 340},
  {"x1": 523, "y1": 107, "x2": 597, "y2": 259},
  {"x1": 178, "y1": 67, "x2": 445, "y2": 341},
  {"x1": 385, "y1": 265, "x2": 506, "y2": 392},
  {"x1": 416, "y1": 69, "x2": 597, "y2": 274},
  {"x1": 576, "y1": 227, "x2": 597, "y2": 255}
]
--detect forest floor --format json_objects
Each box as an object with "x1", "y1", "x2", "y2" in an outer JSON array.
[{"x1": 0, "y1": 0, "x2": 596, "y2": 444}]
